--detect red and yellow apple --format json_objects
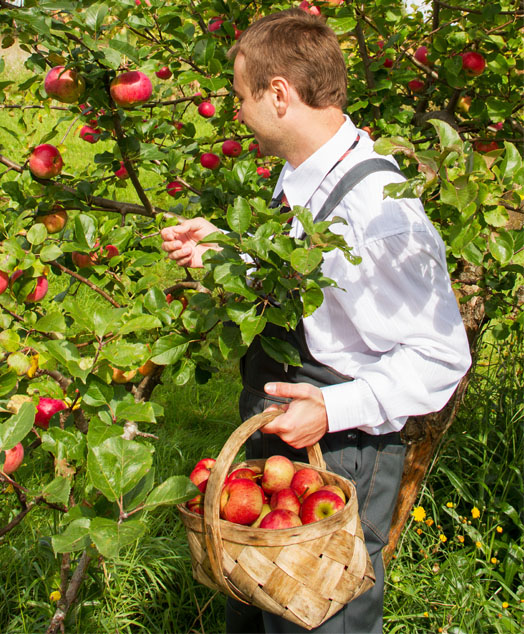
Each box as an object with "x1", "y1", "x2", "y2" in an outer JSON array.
[
  {"x1": 36, "y1": 207, "x2": 67, "y2": 234},
  {"x1": 29, "y1": 144, "x2": 63, "y2": 179},
  {"x1": 220, "y1": 478, "x2": 264, "y2": 525},
  {"x1": 1, "y1": 442, "x2": 24, "y2": 475},
  {"x1": 291, "y1": 467, "x2": 324, "y2": 501},
  {"x1": 44, "y1": 66, "x2": 85, "y2": 103},
  {"x1": 300, "y1": 489, "x2": 345, "y2": 524},
  {"x1": 270, "y1": 487, "x2": 301, "y2": 515},
  {"x1": 261, "y1": 455, "x2": 295, "y2": 496},
  {"x1": 260, "y1": 508, "x2": 302, "y2": 529},
  {"x1": 35, "y1": 397, "x2": 67, "y2": 429},
  {"x1": 0, "y1": 271, "x2": 8, "y2": 295},
  {"x1": 111, "y1": 367, "x2": 137, "y2": 384},
  {"x1": 110, "y1": 70, "x2": 153, "y2": 108}
]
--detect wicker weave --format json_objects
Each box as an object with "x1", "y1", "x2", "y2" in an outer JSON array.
[{"x1": 178, "y1": 410, "x2": 375, "y2": 630}]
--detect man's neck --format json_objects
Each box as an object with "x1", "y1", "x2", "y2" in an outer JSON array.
[{"x1": 284, "y1": 107, "x2": 345, "y2": 169}]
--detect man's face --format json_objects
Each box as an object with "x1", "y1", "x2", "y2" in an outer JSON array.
[{"x1": 233, "y1": 54, "x2": 280, "y2": 157}]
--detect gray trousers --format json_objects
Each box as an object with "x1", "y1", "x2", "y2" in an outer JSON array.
[{"x1": 226, "y1": 390, "x2": 406, "y2": 634}]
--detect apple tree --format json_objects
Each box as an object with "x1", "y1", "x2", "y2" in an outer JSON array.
[{"x1": 0, "y1": 0, "x2": 522, "y2": 629}]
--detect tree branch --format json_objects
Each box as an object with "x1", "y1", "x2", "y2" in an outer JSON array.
[
  {"x1": 50, "y1": 260, "x2": 122, "y2": 308},
  {"x1": 354, "y1": 20, "x2": 381, "y2": 121},
  {"x1": 434, "y1": 0, "x2": 523, "y2": 16}
]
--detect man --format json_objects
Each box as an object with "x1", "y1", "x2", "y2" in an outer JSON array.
[{"x1": 161, "y1": 9, "x2": 471, "y2": 633}]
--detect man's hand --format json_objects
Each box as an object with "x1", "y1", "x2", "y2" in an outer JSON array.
[
  {"x1": 261, "y1": 382, "x2": 328, "y2": 449},
  {"x1": 160, "y1": 218, "x2": 220, "y2": 268}
]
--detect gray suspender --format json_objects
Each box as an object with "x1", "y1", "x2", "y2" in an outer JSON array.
[{"x1": 294, "y1": 158, "x2": 404, "y2": 238}]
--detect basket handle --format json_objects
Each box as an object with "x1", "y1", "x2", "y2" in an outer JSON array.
[{"x1": 203, "y1": 409, "x2": 326, "y2": 602}]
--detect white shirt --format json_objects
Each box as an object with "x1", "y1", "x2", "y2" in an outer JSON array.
[{"x1": 274, "y1": 116, "x2": 471, "y2": 435}]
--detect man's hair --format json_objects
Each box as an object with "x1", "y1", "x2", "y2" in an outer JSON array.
[{"x1": 228, "y1": 9, "x2": 347, "y2": 110}]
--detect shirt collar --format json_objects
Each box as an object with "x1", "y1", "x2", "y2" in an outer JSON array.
[{"x1": 274, "y1": 115, "x2": 359, "y2": 209}]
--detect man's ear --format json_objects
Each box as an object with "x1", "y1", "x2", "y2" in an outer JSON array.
[{"x1": 269, "y1": 76, "x2": 291, "y2": 115}]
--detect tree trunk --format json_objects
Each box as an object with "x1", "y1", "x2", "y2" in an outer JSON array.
[{"x1": 384, "y1": 273, "x2": 486, "y2": 564}]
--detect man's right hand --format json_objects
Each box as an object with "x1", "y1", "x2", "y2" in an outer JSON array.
[{"x1": 160, "y1": 218, "x2": 220, "y2": 268}]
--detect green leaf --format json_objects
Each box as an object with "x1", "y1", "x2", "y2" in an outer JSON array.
[
  {"x1": 88, "y1": 437, "x2": 153, "y2": 501},
  {"x1": 109, "y1": 39, "x2": 140, "y2": 65},
  {"x1": 27, "y1": 223, "x2": 47, "y2": 245},
  {"x1": 500, "y1": 142, "x2": 523, "y2": 181},
  {"x1": 239, "y1": 311, "x2": 267, "y2": 345},
  {"x1": 483, "y1": 206, "x2": 509, "y2": 228},
  {"x1": 93, "y1": 307, "x2": 127, "y2": 338},
  {"x1": 45, "y1": 340, "x2": 91, "y2": 382},
  {"x1": 41, "y1": 428, "x2": 86, "y2": 463},
  {"x1": 260, "y1": 337, "x2": 302, "y2": 367},
  {"x1": 151, "y1": 334, "x2": 189, "y2": 365},
  {"x1": 81, "y1": 377, "x2": 114, "y2": 407},
  {"x1": 85, "y1": 2, "x2": 108, "y2": 32},
  {"x1": 114, "y1": 401, "x2": 161, "y2": 423},
  {"x1": 489, "y1": 231, "x2": 514, "y2": 265},
  {"x1": 0, "y1": 402, "x2": 36, "y2": 451},
  {"x1": 74, "y1": 214, "x2": 97, "y2": 250},
  {"x1": 42, "y1": 477, "x2": 71, "y2": 506},
  {"x1": 485, "y1": 97, "x2": 514, "y2": 122},
  {"x1": 142, "y1": 476, "x2": 198, "y2": 511},
  {"x1": 326, "y1": 16, "x2": 357, "y2": 35},
  {"x1": 34, "y1": 311, "x2": 67, "y2": 333},
  {"x1": 52, "y1": 518, "x2": 91, "y2": 554},
  {"x1": 7, "y1": 352, "x2": 31, "y2": 376},
  {"x1": 373, "y1": 136, "x2": 415, "y2": 157},
  {"x1": 440, "y1": 179, "x2": 478, "y2": 210},
  {"x1": 40, "y1": 244, "x2": 63, "y2": 263},
  {"x1": 102, "y1": 341, "x2": 149, "y2": 367},
  {"x1": 429, "y1": 119, "x2": 463, "y2": 152},
  {"x1": 227, "y1": 197, "x2": 251, "y2": 234},
  {"x1": 86, "y1": 417, "x2": 122, "y2": 448},
  {"x1": 90, "y1": 517, "x2": 146, "y2": 560},
  {"x1": 118, "y1": 315, "x2": 162, "y2": 335},
  {"x1": 291, "y1": 248, "x2": 322, "y2": 275},
  {"x1": 122, "y1": 468, "x2": 155, "y2": 512}
]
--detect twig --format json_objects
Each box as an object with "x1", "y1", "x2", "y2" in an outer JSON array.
[
  {"x1": 354, "y1": 20, "x2": 381, "y2": 121},
  {"x1": 434, "y1": 0, "x2": 523, "y2": 16},
  {"x1": 49, "y1": 260, "x2": 122, "y2": 307}
]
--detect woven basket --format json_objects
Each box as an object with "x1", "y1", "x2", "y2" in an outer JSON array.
[{"x1": 178, "y1": 410, "x2": 375, "y2": 630}]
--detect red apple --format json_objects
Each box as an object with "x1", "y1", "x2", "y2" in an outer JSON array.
[
  {"x1": 114, "y1": 161, "x2": 129, "y2": 179},
  {"x1": 190, "y1": 465, "x2": 213, "y2": 490},
  {"x1": 257, "y1": 167, "x2": 271, "y2": 179},
  {"x1": 270, "y1": 487, "x2": 301, "y2": 515},
  {"x1": 35, "y1": 397, "x2": 67, "y2": 429},
  {"x1": 249, "y1": 141, "x2": 262, "y2": 157},
  {"x1": 222, "y1": 140, "x2": 242, "y2": 157},
  {"x1": 318, "y1": 484, "x2": 346, "y2": 503},
  {"x1": 208, "y1": 17, "x2": 224, "y2": 32},
  {"x1": 110, "y1": 71, "x2": 153, "y2": 108},
  {"x1": 461, "y1": 51, "x2": 486, "y2": 77},
  {"x1": 166, "y1": 180, "x2": 184, "y2": 196},
  {"x1": 172, "y1": 120, "x2": 184, "y2": 131},
  {"x1": 458, "y1": 95, "x2": 472, "y2": 113},
  {"x1": 260, "y1": 508, "x2": 302, "y2": 529},
  {"x1": 25, "y1": 276, "x2": 48, "y2": 303},
  {"x1": 72, "y1": 251, "x2": 96, "y2": 268},
  {"x1": 44, "y1": 66, "x2": 85, "y2": 103},
  {"x1": 9, "y1": 269, "x2": 23, "y2": 287},
  {"x1": 36, "y1": 207, "x2": 67, "y2": 234},
  {"x1": 300, "y1": 489, "x2": 345, "y2": 524},
  {"x1": 234, "y1": 26, "x2": 242, "y2": 39},
  {"x1": 29, "y1": 144, "x2": 63, "y2": 179},
  {"x1": 474, "y1": 140, "x2": 499, "y2": 153},
  {"x1": 194, "y1": 458, "x2": 216, "y2": 471},
  {"x1": 299, "y1": 1, "x2": 321, "y2": 16},
  {"x1": 1, "y1": 442, "x2": 24, "y2": 475},
  {"x1": 261, "y1": 455, "x2": 295, "y2": 496},
  {"x1": 377, "y1": 40, "x2": 394, "y2": 68},
  {"x1": 408, "y1": 79, "x2": 425, "y2": 92},
  {"x1": 155, "y1": 66, "x2": 172, "y2": 80},
  {"x1": 414, "y1": 45, "x2": 430, "y2": 65},
  {"x1": 291, "y1": 467, "x2": 324, "y2": 501},
  {"x1": 251, "y1": 503, "x2": 272, "y2": 528},
  {"x1": 187, "y1": 493, "x2": 205, "y2": 515},
  {"x1": 227, "y1": 467, "x2": 259, "y2": 484},
  {"x1": 112, "y1": 367, "x2": 137, "y2": 384},
  {"x1": 100, "y1": 244, "x2": 119, "y2": 260},
  {"x1": 200, "y1": 153, "x2": 220, "y2": 170},
  {"x1": 197, "y1": 101, "x2": 215, "y2": 118},
  {"x1": 0, "y1": 271, "x2": 8, "y2": 295},
  {"x1": 79, "y1": 125, "x2": 101, "y2": 144},
  {"x1": 220, "y1": 478, "x2": 264, "y2": 525}
]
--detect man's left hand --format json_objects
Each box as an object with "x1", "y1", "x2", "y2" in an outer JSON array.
[{"x1": 261, "y1": 382, "x2": 328, "y2": 449}]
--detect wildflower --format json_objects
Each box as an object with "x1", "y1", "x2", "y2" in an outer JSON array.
[
  {"x1": 491, "y1": 557, "x2": 498, "y2": 564},
  {"x1": 457, "y1": 535, "x2": 464, "y2": 543},
  {"x1": 471, "y1": 507, "x2": 480, "y2": 519},
  {"x1": 496, "y1": 526, "x2": 503, "y2": 533},
  {"x1": 412, "y1": 506, "x2": 426, "y2": 522},
  {"x1": 423, "y1": 612, "x2": 429, "y2": 617},
  {"x1": 446, "y1": 502, "x2": 454, "y2": 508},
  {"x1": 5, "y1": 484, "x2": 14, "y2": 494},
  {"x1": 439, "y1": 534, "x2": 447, "y2": 543},
  {"x1": 416, "y1": 528, "x2": 422, "y2": 535},
  {"x1": 49, "y1": 590, "x2": 61, "y2": 602},
  {"x1": 475, "y1": 541, "x2": 482, "y2": 548},
  {"x1": 425, "y1": 518, "x2": 434, "y2": 527},
  {"x1": 502, "y1": 602, "x2": 509, "y2": 609}
]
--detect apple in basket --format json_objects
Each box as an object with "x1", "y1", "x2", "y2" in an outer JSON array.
[
  {"x1": 189, "y1": 457, "x2": 216, "y2": 492},
  {"x1": 261, "y1": 455, "x2": 295, "y2": 495},
  {"x1": 291, "y1": 467, "x2": 324, "y2": 501},
  {"x1": 318, "y1": 484, "x2": 346, "y2": 503},
  {"x1": 260, "y1": 509, "x2": 302, "y2": 529},
  {"x1": 270, "y1": 487, "x2": 301, "y2": 515},
  {"x1": 220, "y1": 478, "x2": 264, "y2": 525},
  {"x1": 226, "y1": 466, "x2": 260, "y2": 484},
  {"x1": 300, "y1": 489, "x2": 345, "y2": 524}
]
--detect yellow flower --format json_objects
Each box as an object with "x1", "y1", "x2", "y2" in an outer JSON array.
[
  {"x1": 471, "y1": 507, "x2": 480, "y2": 519},
  {"x1": 425, "y1": 518, "x2": 434, "y2": 527},
  {"x1": 439, "y1": 534, "x2": 447, "y2": 542},
  {"x1": 457, "y1": 535, "x2": 464, "y2": 543},
  {"x1": 423, "y1": 612, "x2": 429, "y2": 617},
  {"x1": 49, "y1": 590, "x2": 61, "y2": 602},
  {"x1": 502, "y1": 602, "x2": 509, "y2": 609},
  {"x1": 496, "y1": 526, "x2": 503, "y2": 533},
  {"x1": 475, "y1": 541, "x2": 482, "y2": 548},
  {"x1": 5, "y1": 484, "x2": 14, "y2": 494},
  {"x1": 446, "y1": 502, "x2": 454, "y2": 508},
  {"x1": 491, "y1": 557, "x2": 498, "y2": 564},
  {"x1": 416, "y1": 528, "x2": 422, "y2": 535},
  {"x1": 412, "y1": 506, "x2": 426, "y2": 522}
]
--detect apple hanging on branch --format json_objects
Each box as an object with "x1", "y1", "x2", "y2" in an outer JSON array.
[
  {"x1": 44, "y1": 66, "x2": 85, "y2": 103},
  {"x1": 28, "y1": 144, "x2": 63, "y2": 179},
  {"x1": 110, "y1": 70, "x2": 153, "y2": 108}
]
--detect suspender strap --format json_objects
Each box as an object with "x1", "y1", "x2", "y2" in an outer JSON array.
[{"x1": 311, "y1": 158, "x2": 403, "y2": 229}]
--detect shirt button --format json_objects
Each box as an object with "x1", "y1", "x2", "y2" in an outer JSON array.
[{"x1": 347, "y1": 431, "x2": 358, "y2": 441}]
